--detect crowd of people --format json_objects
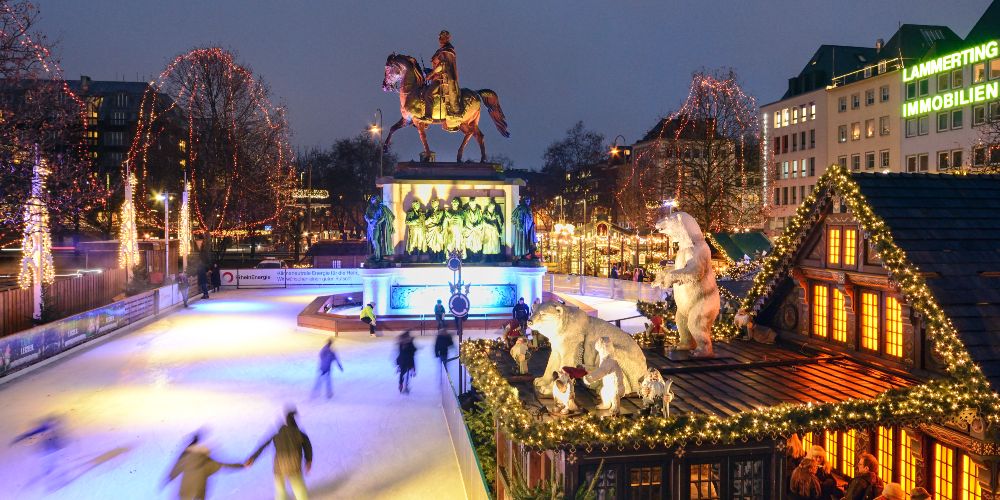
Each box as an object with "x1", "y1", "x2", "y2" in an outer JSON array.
[
  {"x1": 787, "y1": 434, "x2": 932, "y2": 500},
  {"x1": 609, "y1": 262, "x2": 648, "y2": 282},
  {"x1": 174, "y1": 262, "x2": 223, "y2": 307}
]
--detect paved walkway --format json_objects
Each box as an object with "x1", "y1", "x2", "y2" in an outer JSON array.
[{"x1": 0, "y1": 286, "x2": 466, "y2": 499}]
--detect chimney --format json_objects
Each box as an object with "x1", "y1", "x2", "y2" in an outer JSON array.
[
  {"x1": 875, "y1": 38, "x2": 884, "y2": 53},
  {"x1": 80, "y1": 75, "x2": 91, "y2": 93}
]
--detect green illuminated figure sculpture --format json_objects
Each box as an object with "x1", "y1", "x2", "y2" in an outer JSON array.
[
  {"x1": 404, "y1": 200, "x2": 426, "y2": 254},
  {"x1": 444, "y1": 198, "x2": 467, "y2": 259},
  {"x1": 424, "y1": 198, "x2": 446, "y2": 258},
  {"x1": 464, "y1": 198, "x2": 485, "y2": 256},
  {"x1": 482, "y1": 198, "x2": 503, "y2": 257},
  {"x1": 364, "y1": 194, "x2": 395, "y2": 261}
]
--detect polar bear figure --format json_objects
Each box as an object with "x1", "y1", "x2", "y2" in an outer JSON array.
[
  {"x1": 653, "y1": 211, "x2": 720, "y2": 357},
  {"x1": 529, "y1": 301, "x2": 647, "y2": 396},
  {"x1": 550, "y1": 369, "x2": 578, "y2": 414}
]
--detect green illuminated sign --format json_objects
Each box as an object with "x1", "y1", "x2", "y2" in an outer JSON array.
[
  {"x1": 902, "y1": 81, "x2": 999, "y2": 117},
  {"x1": 902, "y1": 40, "x2": 998, "y2": 82}
]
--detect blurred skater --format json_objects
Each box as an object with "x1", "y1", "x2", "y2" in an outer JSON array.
[
  {"x1": 434, "y1": 329, "x2": 454, "y2": 371},
  {"x1": 10, "y1": 415, "x2": 66, "y2": 488},
  {"x1": 311, "y1": 338, "x2": 343, "y2": 399},
  {"x1": 176, "y1": 272, "x2": 190, "y2": 308},
  {"x1": 396, "y1": 331, "x2": 417, "y2": 393},
  {"x1": 247, "y1": 410, "x2": 313, "y2": 500},
  {"x1": 164, "y1": 432, "x2": 244, "y2": 500}
]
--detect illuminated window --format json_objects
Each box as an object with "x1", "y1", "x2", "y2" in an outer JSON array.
[
  {"x1": 861, "y1": 292, "x2": 879, "y2": 351},
  {"x1": 629, "y1": 466, "x2": 662, "y2": 498},
  {"x1": 828, "y1": 228, "x2": 841, "y2": 266},
  {"x1": 935, "y1": 443, "x2": 954, "y2": 500},
  {"x1": 962, "y1": 454, "x2": 983, "y2": 500},
  {"x1": 802, "y1": 432, "x2": 813, "y2": 449},
  {"x1": 832, "y1": 289, "x2": 848, "y2": 342},
  {"x1": 899, "y1": 430, "x2": 917, "y2": 493},
  {"x1": 689, "y1": 462, "x2": 720, "y2": 499},
  {"x1": 813, "y1": 285, "x2": 829, "y2": 338},
  {"x1": 826, "y1": 432, "x2": 839, "y2": 473},
  {"x1": 841, "y1": 429, "x2": 857, "y2": 474},
  {"x1": 886, "y1": 297, "x2": 903, "y2": 357},
  {"x1": 877, "y1": 427, "x2": 893, "y2": 483},
  {"x1": 844, "y1": 229, "x2": 857, "y2": 266}
]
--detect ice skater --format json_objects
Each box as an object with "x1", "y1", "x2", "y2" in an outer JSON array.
[
  {"x1": 9, "y1": 415, "x2": 66, "y2": 489},
  {"x1": 311, "y1": 338, "x2": 343, "y2": 399},
  {"x1": 210, "y1": 263, "x2": 222, "y2": 294},
  {"x1": 360, "y1": 302, "x2": 377, "y2": 337},
  {"x1": 434, "y1": 299, "x2": 446, "y2": 330},
  {"x1": 164, "y1": 431, "x2": 245, "y2": 500},
  {"x1": 176, "y1": 272, "x2": 190, "y2": 308},
  {"x1": 247, "y1": 409, "x2": 313, "y2": 500},
  {"x1": 434, "y1": 328, "x2": 454, "y2": 374},
  {"x1": 396, "y1": 331, "x2": 417, "y2": 394},
  {"x1": 197, "y1": 264, "x2": 210, "y2": 299}
]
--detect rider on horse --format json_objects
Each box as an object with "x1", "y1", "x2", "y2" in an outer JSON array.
[{"x1": 426, "y1": 30, "x2": 462, "y2": 124}]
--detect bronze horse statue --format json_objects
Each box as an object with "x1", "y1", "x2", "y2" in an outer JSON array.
[{"x1": 382, "y1": 53, "x2": 509, "y2": 162}]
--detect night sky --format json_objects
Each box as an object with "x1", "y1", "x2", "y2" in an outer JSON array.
[{"x1": 37, "y1": 0, "x2": 990, "y2": 168}]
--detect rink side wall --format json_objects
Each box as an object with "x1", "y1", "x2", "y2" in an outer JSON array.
[
  {"x1": 0, "y1": 282, "x2": 193, "y2": 381},
  {"x1": 441, "y1": 367, "x2": 492, "y2": 500}
]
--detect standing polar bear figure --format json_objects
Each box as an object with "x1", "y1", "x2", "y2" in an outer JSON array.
[
  {"x1": 652, "y1": 211, "x2": 719, "y2": 357},
  {"x1": 529, "y1": 302, "x2": 647, "y2": 396}
]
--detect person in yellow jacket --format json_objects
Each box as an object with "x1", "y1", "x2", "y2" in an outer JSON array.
[{"x1": 360, "y1": 303, "x2": 377, "y2": 337}]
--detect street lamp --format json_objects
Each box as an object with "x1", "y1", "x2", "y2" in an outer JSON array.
[
  {"x1": 610, "y1": 135, "x2": 629, "y2": 161},
  {"x1": 576, "y1": 198, "x2": 588, "y2": 275},
  {"x1": 370, "y1": 108, "x2": 383, "y2": 178},
  {"x1": 155, "y1": 192, "x2": 173, "y2": 278}
]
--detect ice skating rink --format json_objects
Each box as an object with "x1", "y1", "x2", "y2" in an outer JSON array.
[{"x1": 0, "y1": 286, "x2": 642, "y2": 499}]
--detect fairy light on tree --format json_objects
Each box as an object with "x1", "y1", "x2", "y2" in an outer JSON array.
[
  {"x1": 19, "y1": 145, "x2": 54, "y2": 321},
  {"x1": 118, "y1": 169, "x2": 140, "y2": 281},
  {"x1": 128, "y1": 47, "x2": 295, "y2": 258},
  {"x1": 178, "y1": 179, "x2": 191, "y2": 272}
]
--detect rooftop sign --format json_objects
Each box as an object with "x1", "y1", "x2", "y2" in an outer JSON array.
[{"x1": 902, "y1": 40, "x2": 997, "y2": 82}]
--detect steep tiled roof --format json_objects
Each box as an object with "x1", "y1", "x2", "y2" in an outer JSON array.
[
  {"x1": 966, "y1": 0, "x2": 1000, "y2": 46},
  {"x1": 853, "y1": 173, "x2": 1000, "y2": 390},
  {"x1": 710, "y1": 231, "x2": 772, "y2": 262}
]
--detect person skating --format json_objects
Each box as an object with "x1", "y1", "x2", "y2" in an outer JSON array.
[
  {"x1": 165, "y1": 432, "x2": 244, "y2": 500},
  {"x1": 210, "y1": 263, "x2": 222, "y2": 293},
  {"x1": 247, "y1": 410, "x2": 313, "y2": 500},
  {"x1": 360, "y1": 303, "x2": 376, "y2": 337},
  {"x1": 9, "y1": 415, "x2": 66, "y2": 488},
  {"x1": 311, "y1": 338, "x2": 343, "y2": 399},
  {"x1": 396, "y1": 331, "x2": 417, "y2": 393},
  {"x1": 176, "y1": 272, "x2": 190, "y2": 308},
  {"x1": 434, "y1": 329, "x2": 454, "y2": 370},
  {"x1": 197, "y1": 264, "x2": 210, "y2": 299},
  {"x1": 433, "y1": 299, "x2": 446, "y2": 330}
]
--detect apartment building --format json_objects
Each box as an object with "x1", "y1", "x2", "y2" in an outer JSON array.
[{"x1": 900, "y1": 4, "x2": 1000, "y2": 171}]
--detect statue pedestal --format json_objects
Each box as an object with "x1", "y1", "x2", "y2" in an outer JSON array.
[{"x1": 377, "y1": 162, "x2": 525, "y2": 256}]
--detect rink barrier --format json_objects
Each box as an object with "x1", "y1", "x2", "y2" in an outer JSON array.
[
  {"x1": 543, "y1": 272, "x2": 663, "y2": 303},
  {"x1": 441, "y1": 367, "x2": 492, "y2": 500},
  {"x1": 0, "y1": 283, "x2": 189, "y2": 380}
]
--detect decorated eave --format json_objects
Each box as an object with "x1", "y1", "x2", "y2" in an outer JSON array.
[{"x1": 460, "y1": 165, "x2": 999, "y2": 452}]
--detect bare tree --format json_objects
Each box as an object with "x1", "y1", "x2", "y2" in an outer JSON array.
[
  {"x1": 0, "y1": 0, "x2": 103, "y2": 247},
  {"x1": 976, "y1": 108, "x2": 1000, "y2": 171},
  {"x1": 129, "y1": 48, "x2": 295, "y2": 258}
]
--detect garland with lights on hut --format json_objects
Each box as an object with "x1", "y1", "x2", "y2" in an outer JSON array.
[{"x1": 459, "y1": 164, "x2": 999, "y2": 451}]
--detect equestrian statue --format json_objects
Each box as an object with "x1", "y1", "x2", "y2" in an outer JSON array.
[{"x1": 382, "y1": 30, "x2": 510, "y2": 162}]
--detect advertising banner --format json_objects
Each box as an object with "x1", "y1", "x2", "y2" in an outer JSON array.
[{"x1": 220, "y1": 268, "x2": 362, "y2": 287}]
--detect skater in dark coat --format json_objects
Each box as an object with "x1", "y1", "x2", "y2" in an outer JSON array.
[
  {"x1": 434, "y1": 329, "x2": 454, "y2": 369},
  {"x1": 197, "y1": 265, "x2": 210, "y2": 299},
  {"x1": 210, "y1": 264, "x2": 222, "y2": 293},
  {"x1": 311, "y1": 338, "x2": 343, "y2": 399},
  {"x1": 10, "y1": 415, "x2": 65, "y2": 487},
  {"x1": 247, "y1": 410, "x2": 313, "y2": 500},
  {"x1": 396, "y1": 331, "x2": 417, "y2": 393},
  {"x1": 165, "y1": 433, "x2": 243, "y2": 500}
]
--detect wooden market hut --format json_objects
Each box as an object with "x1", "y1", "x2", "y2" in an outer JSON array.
[{"x1": 464, "y1": 166, "x2": 1000, "y2": 499}]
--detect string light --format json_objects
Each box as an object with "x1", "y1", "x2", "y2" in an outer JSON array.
[
  {"x1": 18, "y1": 147, "x2": 55, "y2": 289},
  {"x1": 118, "y1": 172, "x2": 140, "y2": 272},
  {"x1": 461, "y1": 164, "x2": 997, "y2": 450},
  {"x1": 178, "y1": 180, "x2": 191, "y2": 259}
]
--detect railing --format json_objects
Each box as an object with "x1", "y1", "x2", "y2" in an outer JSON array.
[
  {"x1": 0, "y1": 282, "x2": 186, "y2": 380},
  {"x1": 543, "y1": 273, "x2": 665, "y2": 303},
  {"x1": 441, "y1": 364, "x2": 492, "y2": 500}
]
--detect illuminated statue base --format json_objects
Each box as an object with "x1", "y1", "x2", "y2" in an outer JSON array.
[
  {"x1": 361, "y1": 265, "x2": 544, "y2": 316},
  {"x1": 378, "y1": 162, "x2": 525, "y2": 259}
]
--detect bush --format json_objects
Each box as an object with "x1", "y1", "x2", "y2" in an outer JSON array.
[{"x1": 463, "y1": 400, "x2": 497, "y2": 497}]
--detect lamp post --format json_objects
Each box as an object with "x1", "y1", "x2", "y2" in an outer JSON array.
[
  {"x1": 577, "y1": 198, "x2": 587, "y2": 275},
  {"x1": 370, "y1": 108, "x2": 383, "y2": 178},
  {"x1": 610, "y1": 135, "x2": 629, "y2": 270},
  {"x1": 156, "y1": 192, "x2": 174, "y2": 278}
]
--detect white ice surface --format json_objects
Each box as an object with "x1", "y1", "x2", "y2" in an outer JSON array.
[
  {"x1": 0, "y1": 286, "x2": 645, "y2": 500},
  {"x1": 0, "y1": 286, "x2": 467, "y2": 500}
]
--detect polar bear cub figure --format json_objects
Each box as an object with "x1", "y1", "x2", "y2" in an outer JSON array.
[
  {"x1": 583, "y1": 337, "x2": 625, "y2": 415},
  {"x1": 652, "y1": 211, "x2": 720, "y2": 357}
]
